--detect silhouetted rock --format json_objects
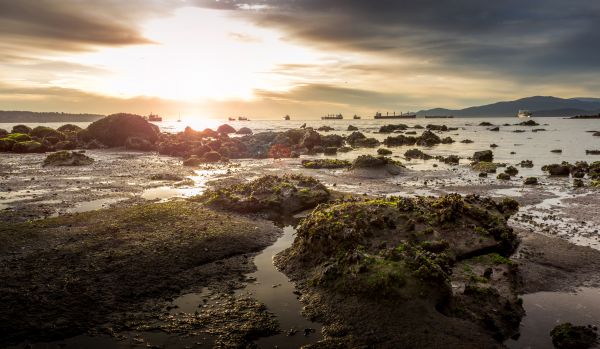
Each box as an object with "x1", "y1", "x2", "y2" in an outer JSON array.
[
  {"x1": 217, "y1": 124, "x2": 236, "y2": 134},
  {"x1": 43, "y1": 151, "x2": 93, "y2": 166},
  {"x1": 473, "y1": 150, "x2": 493, "y2": 162},
  {"x1": 87, "y1": 113, "x2": 159, "y2": 147}
]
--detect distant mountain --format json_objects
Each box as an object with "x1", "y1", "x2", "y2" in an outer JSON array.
[
  {"x1": 0, "y1": 111, "x2": 105, "y2": 123},
  {"x1": 417, "y1": 96, "x2": 600, "y2": 117}
]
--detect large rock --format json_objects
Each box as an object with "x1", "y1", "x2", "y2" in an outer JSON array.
[
  {"x1": 87, "y1": 113, "x2": 159, "y2": 147},
  {"x1": 542, "y1": 164, "x2": 571, "y2": 176},
  {"x1": 57, "y1": 124, "x2": 83, "y2": 133},
  {"x1": 300, "y1": 129, "x2": 321, "y2": 150},
  {"x1": 217, "y1": 124, "x2": 236, "y2": 134},
  {"x1": 236, "y1": 127, "x2": 253, "y2": 135},
  {"x1": 416, "y1": 130, "x2": 442, "y2": 146},
  {"x1": 12, "y1": 141, "x2": 45, "y2": 153},
  {"x1": 43, "y1": 151, "x2": 94, "y2": 166},
  {"x1": 473, "y1": 150, "x2": 494, "y2": 162},
  {"x1": 11, "y1": 125, "x2": 32, "y2": 134},
  {"x1": 30, "y1": 126, "x2": 66, "y2": 142},
  {"x1": 197, "y1": 174, "x2": 330, "y2": 214},
  {"x1": 0, "y1": 129, "x2": 7, "y2": 138}
]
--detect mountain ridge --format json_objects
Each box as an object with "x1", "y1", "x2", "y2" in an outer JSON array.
[{"x1": 417, "y1": 96, "x2": 600, "y2": 117}]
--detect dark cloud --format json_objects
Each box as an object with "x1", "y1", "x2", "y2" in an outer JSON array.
[
  {"x1": 0, "y1": 0, "x2": 166, "y2": 52},
  {"x1": 195, "y1": 0, "x2": 600, "y2": 80}
]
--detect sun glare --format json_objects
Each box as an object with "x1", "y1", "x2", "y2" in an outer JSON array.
[{"x1": 55, "y1": 7, "x2": 323, "y2": 102}]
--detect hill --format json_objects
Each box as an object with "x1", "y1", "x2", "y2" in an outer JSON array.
[
  {"x1": 0, "y1": 111, "x2": 105, "y2": 123},
  {"x1": 417, "y1": 96, "x2": 600, "y2": 117}
]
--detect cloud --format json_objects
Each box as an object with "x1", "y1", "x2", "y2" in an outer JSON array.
[{"x1": 0, "y1": 0, "x2": 167, "y2": 53}]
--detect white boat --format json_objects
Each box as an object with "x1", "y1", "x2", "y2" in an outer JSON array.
[{"x1": 517, "y1": 110, "x2": 532, "y2": 118}]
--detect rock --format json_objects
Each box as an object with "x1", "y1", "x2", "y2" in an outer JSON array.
[
  {"x1": 320, "y1": 134, "x2": 344, "y2": 148},
  {"x1": 437, "y1": 155, "x2": 460, "y2": 165},
  {"x1": 30, "y1": 126, "x2": 66, "y2": 141},
  {"x1": 489, "y1": 127, "x2": 500, "y2": 131},
  {"x1": 377, "y1": 148, "x2": 392, "y2": 155},
  {"x1": 416, "y1": 130, "x2": 441, "y2": 146},
  {"x1": 0, "y1": 138, "x2": 16, "y2": 151},
  {"x1": 203, "y1": 151, "x2": 222, "y2": 162},
  {"x1": 351, "y1": 155, "x2": 404, "y2": 175},
  {"x1": 573, "y1": 179, "x2": 584, "y2": 188},
  {"x1": 379, "y1": 124, "x2": 408, "y2": 133},
  {"x1": 317, "y1": 126, "x2": 334, "y2": 132},
  {"x1": 479, "y1": 122, "x2": 494, "y2": 126},
  {"x1": 550, "y1": 149, "x2": 562, "y2": 153},
  {"x1": 524, "y1": 177, "x2": 538, "y2": 185},
  {"x1": 516, "y1": 120, "x2": 539, "y2": 126},
  {"x1": 301, "y1": 159, "x2": 351, "y2": 169},
  {"x1": 504, "y1": 166, "x2": 519, "y2": 176},
  {"x1": 473, "y1": 150, "x2": 493, "y2": 163},
  {"x1": 542, "y1": 164, "x2": 571, "y2": 176},
  {"x1": 300, "y1": 129, "x2": 321, "y2": 150},
  {"x1": 183, "y1": 156, "x2": 203, "y2": 166},
  {"x1": 87, "y1": 113, "x2": 159, "y2": 147},
  {"x1": 0, "y1": 129, "x2": 7, "y2": 138},
  {"x1": 497, "y1": 173, "x2": 511, "y2": 180},
  {"x1": 85, "y1": 139, "x2": 106, "y2": 150},
  {"x1": 57, "y1": 124, "x2": 83, "y2": 133},
  {"x1": 550, "y1": 323, "x2": 597, "y2": 349},
  {"x1": 347, "y1": 125, "x2": 358, "y2": 131},
  {"x1": 404, "y1": 148, "x2": 433, "y2": 160},
  {"x1": 217, "y1": 124, "x2": 236, "y2": 134},
  {"x1": 460, "y1": 139, "x2": 474, "y2": 144},
  {"x1": 323, "y1": 147, "x2": 337, "y2": 155},
  {"x1": 490, "y1": 144, "x2": 498, "y2": 148},
  {"x1": 338, "y1": 146, "x2": 352, "y2": 152},
  {"x1": 11, "y1": 125, "x2": 32, "y2": 134},
  {"x1": 54, "y1": 140, "x2": 77, "y2": 150},
  {"x1": 586, "y1": 150, "x2": 600, "y2": 155},
  {"x1": 520, "y1": 160, "x2": 534, "y2": 168},
  {"x1": 197, "y1": 174, "x2": 330, "y2": 214},
  {"x1": 426, "y1": 124, "x2": 448, "y2": 131},
  {"x1": 5, "y1": 133, "x2": 31, "y2": 142},
  {"x1": 43, "y1": 151, "x2": 94, "y2": 166},
  {"x1": 441, "y1": 137, "x2": 455, "y2": 144},
  {"x1": 472, "y1": 162, "x2": 498, "y2": 173},
  {"x1": 594, "y1": 132, "x2": 600, "y2": 137},
  {"x1": 236, "y1": 127, "x2": 253, "y2": 135},
  {"x1": 383, "y1": 134, "x2": 417, "y2": 147},
  {"x1": 12, "y1": 141, "x2": 45, "y2": 153},
  {"x1": 479, "y1": 172, "x2": 488, "y2": 177},
  {"x1": 125, "y1": 137, "x2": 156, "y2": 151}
]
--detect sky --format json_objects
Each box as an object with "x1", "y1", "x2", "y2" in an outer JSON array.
[{"x1": 1, "y1": 0, "x2": 599, "y2": 119}]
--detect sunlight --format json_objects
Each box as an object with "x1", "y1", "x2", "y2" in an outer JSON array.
[{"x1": 57, "y1": 7, "x2": 324, "y2": 102}]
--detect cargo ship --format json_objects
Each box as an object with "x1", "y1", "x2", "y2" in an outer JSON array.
[
  {"x1": 321, "y1": 114, "x2": 343, "y2": 120},
  {"x1": 374, "y1": 112, "x2": 416, "y2": 119},
  {"x1": 146, "y1": 113, "x2": 162, "y2": 122},
  {"x1": 284, "y1": 115, "x2": 290, "y2": 120},
  {"x1": 353, "y1": 115, "x2": 361, "y2": 119}
]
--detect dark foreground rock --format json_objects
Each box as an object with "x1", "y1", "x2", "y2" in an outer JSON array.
[
  {"x1": 276, "y1": 194, "x2": 522, "y2": 347},
  {"x1": 87, "y1": 113, "x2": 159, "y2": 147},
  {"x1": 350, "y1": 155, "x2": 405, "y2": 176},
  {"x1": 0, "y1": 201, "x2": 280, "y2": 347},
  {"x1": 195, "y1": 174, "x2": 330, "y2": 215},
  {"x1": 550, "y1": 323, "x2": 597, "y2": 349}
]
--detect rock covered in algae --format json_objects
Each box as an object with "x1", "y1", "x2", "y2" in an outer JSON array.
[
  {"x1": 278, "y1": 194, "x2": 523, "y2": 340},
  {"x1": 550, "y1": 323, "x2": 598, "y2": 349},
  {"x1": 301, "y1": 159, "x2": 351, "y2": 169},
  {"x1": 43, "y1": 151, "x2": 94, "y2": 166},
  {"x1": 196, "y1": 174, "x2": 330, "y2": 214}
]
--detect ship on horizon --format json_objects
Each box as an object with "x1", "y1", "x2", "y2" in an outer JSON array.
[
  {"x1": 146, "y1": 113, "x2": 162, "y2": 122},
  {"x1": 322, "y1": 113, "x2": 343, "y2": 120},
  {"x1": 517, "y1": 110, "x2": 533, "y2": 118},
  {"x1": 374, "y1": 111, "x2": 416, "y2": 119}
]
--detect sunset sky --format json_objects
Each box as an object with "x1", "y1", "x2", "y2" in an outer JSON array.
[{"x1": 1, "y1": 0, "x2": 599, "y2": 119}]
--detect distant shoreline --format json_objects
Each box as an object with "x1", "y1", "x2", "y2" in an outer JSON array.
[{"x1": 0, "y1": 111, "x2": 104, "y2": 123}]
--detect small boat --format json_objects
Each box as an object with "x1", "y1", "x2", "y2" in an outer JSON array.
[
  {"x1": 517, "y1": 110, "x2": 532, "y2": 118},
  {"x1": 374, "y1": 111, "x2": 416, "y2": 119},
  {"x1": 147, "y1": 113, "x2": 162, "y2": 122},
  {"x1": 353, "y1": 115, "x2": 361, "y2": 119},
  {"x1": 238, "y1": 116, "x2": 249, "y2": 121},
  {"x1": 321, "y1": 113, "x2": 343, "y2": 120},
  {"x1": 228, "y1": 117, "x2": 236, "y2": 121},
  {"x1": 284, "y1": 115, "x2": 291, "y2": 120},
  {"x1": 177, "y1": 113, "x2": 182, "y2": 122}
]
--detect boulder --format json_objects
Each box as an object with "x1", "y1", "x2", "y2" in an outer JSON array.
[
  {"x1": 497, "y1": 173, "x2": 511, "y2": 180},
  {"x1": 520, "y1": 160, "x2": 534, "y2": 168},
  {"x1": 404, "y1": 148, "x2": 433, "y2": 160},
  {"x1": 426, "y1": 124, "x2": 448, "y2": 131},
  {"x1": 217, "y1": 124, "x2": 236, "y2": 134},
  {"x1": 415, "y1": 130, "x2": 441, "y2": 146},
  {"x1": 323, "y1": 147, "x2": 337, "y2": 155},
  {"x1": 489, "y1": 127, "x2": 500, "y2": 131},
  {"x1": 11, "y1": 125, "x2": 32, "y2": 134},
  {"x1": 550, "y1": 323, "x2": 597, "y2": 349},
  {"x1": 317, "y1": 126, "x2": 334, "y2": 132},
  {"x1": 300, "y1": 129, "x2": 321, "y2": 150},
  {"x1": 542, "y1": 164, "x2": 571, "y2": 176},
  {"x1": 54, "y1": 140, "x2": 77, "y2": 151},
  {"x1": 377, "y1": 148, "x2": 392, "y2": 155},
  {"x1": 504, "y1": 166, "x2": 519, "y2": 176},
  {"x1": 0, "y1": 129, "x2": 7, "y2": 138},
  {"x1": 12, "y1": 141, "x2": 45, "y2": 153},
  {"x1": 125, "y1": 137, "x2": 156, "y2": 151},
  {"x1": 0, "y1": 138, "x2": 16, "y2": 151},
  {"x1": 30, "y1": 126, "x2": 66, "y2": 141},
  {"x1": 320, "y1": 134, "x2": 344, "y2": 148},
  {"x1": 87, "y1": 113, "x2": 159, "y2": 147},
  {"x1": 473, "y1": 150, "x2": 493, "y2": 163},
  {"x1": 236, "y1": 127, "x2": 253, "y2": 135},
  {"x1": 379, "y1": 124, "x2": 408, "y2": 133},
  {"x1": 524, "y1": 177, "x2": 538, "y2": 185},
  {"x1": 57, "y1": 124, "x2": 83, "y2": 133},
  {"x1": 5, "y1": 133, "x2": 31, "y2": 142},
  {"x1": 43, "y1": 151, "x2": 94, "y2": 166},
  {"x1": 347, "y1": 125, "x2": 358, "y2": 131}
]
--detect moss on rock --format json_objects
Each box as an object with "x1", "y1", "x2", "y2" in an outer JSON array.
[{"x1": 301, "y1": 159, "x2": 351, "y2": 169}]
